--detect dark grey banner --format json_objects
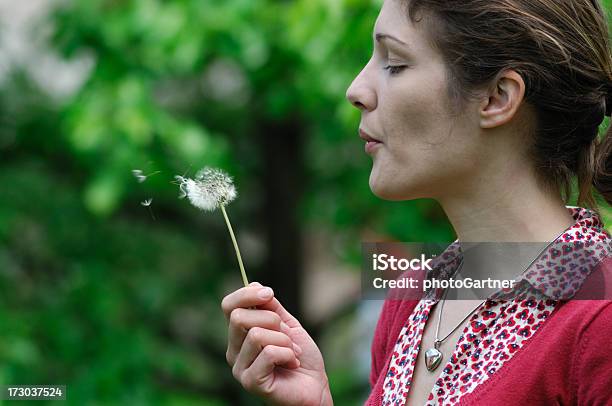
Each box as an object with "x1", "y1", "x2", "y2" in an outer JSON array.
[{"x1": 361, "y1": 240, "x2": 611, "y2": 301}]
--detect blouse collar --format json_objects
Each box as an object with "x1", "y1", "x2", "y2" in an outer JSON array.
[{"x1": 424, "y1": 206, "x2": 611, "y2": 301}]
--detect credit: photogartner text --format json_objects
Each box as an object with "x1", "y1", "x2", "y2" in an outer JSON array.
[{"x1": 371, "y1": 277, "x2": 517, "y2": 291}]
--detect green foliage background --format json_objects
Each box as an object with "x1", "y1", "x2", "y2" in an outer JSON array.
[{"x1": 0, "y1": 0, "x2": 610, "y2": 405}]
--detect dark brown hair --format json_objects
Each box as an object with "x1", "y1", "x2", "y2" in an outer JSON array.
[{"x1": 401, "y1": 0, "x2": 612, "y2": 212}]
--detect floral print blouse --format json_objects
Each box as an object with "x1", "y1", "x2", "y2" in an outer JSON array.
[{"x1": 381, "y1": 206, "x2": 611, "y2": 405}]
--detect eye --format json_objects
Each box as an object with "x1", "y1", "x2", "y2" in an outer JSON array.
[{"x1": 383, "y1": 65, "x2": 407, "y2": 75}]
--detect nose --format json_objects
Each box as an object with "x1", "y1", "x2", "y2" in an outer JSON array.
[{"x1": 346, "y1": 66, "x2": 377, "y2": 112}]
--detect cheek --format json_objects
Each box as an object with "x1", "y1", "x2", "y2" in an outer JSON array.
[
  {"x1": 368, "y1": 78, "x2": 473, "y2": 199},
  {"x1": 381, "y1": 82, "x2": 448, "y2": 156}
]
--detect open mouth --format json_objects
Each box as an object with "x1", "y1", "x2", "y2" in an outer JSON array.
[
  {"x1": 364, "y1": 140, "x2": 382, "y2": 154},
  {"x1": 359, "y1": 129, "x2": 383, "y2": 154}
]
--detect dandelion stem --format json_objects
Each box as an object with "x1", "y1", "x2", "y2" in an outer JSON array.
[{"x1": 220, "y1": 204, "x2": 249, "y2": 287}]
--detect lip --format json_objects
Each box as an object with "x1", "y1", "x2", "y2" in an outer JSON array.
[
  {"x1": 359, "y1": 128, "x2": 382, "y2": 143},
  {"x1": 359, "y1": 128, "x2": 383, "y2": 154}
]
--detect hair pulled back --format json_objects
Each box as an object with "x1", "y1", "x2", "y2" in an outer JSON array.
[{"x1": 402, "y1": 0, "x2": 612, "y2": 211}]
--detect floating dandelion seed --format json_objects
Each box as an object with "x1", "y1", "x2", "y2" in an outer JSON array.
[
  {"x1": 174, "y1": 167, "x2": 248, "y2": 287},
  {"x1": 140, "y1": 198, "x2": 156, "y2": 220},
  {"x1": 132, "y1": 169, "x2": 146, "y2": 183},
  {"x1": 132, "y1": 169, "x2": 161, "y2": 183}
]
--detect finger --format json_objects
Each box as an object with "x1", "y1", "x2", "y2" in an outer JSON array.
[
  {"x1": 248, "y1": 282, "x2": 263, "y2": 309},
  {"x1": 227, "y1": 309, "x2": 285, "y2": 364},
  {"x1": 256, "y1": 296, "x2": 302, "y2": 329},
  {"x1": 241, "y1": 345, "x2": 300, "y2": 395},
  {"x1": 221, "y1": 285, "x2": 275, "y2": 319},
  {"x1": 233, "y1": 327, "x2": 297, "y2": 375}
]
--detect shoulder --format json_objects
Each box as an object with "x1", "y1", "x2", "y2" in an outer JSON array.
[
  {"x1": 569, "y1": 299, "x2": 612, "y2": 405},
  {"x1": 572, "y1": 255, "x2": 612, "y2": 300},
  {"x1": 551, "y1": 295, "x2": 612, "y2": 338},
  {"x1": 559, "y1": 298, "x2": 612, "y2": 338}
]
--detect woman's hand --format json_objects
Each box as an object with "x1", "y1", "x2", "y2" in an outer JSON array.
[{"x1": 221, "y1": 282, "x2": 333, "y2": 406}]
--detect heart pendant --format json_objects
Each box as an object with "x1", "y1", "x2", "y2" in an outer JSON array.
[{"x1": 425, "y1": 347, "x2": 443, "y2": 372}]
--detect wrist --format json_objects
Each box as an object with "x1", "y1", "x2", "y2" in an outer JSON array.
[{"x1": 319, "y1": 377, "x2": 333, "y2": 406}]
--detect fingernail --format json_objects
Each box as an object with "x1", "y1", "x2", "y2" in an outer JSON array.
[
  {"x1": 257, "y1": 287, "x2": 273, "y2": 299},
  {"x1": 293, "y1": 343, "x2": 303, "y2": 356},
  {"x1": 249, "y1": 281, "x2": 262, "y2": 287},
  {"x1": 280, "y1": 321, "x2": 290, "y2": 332}
]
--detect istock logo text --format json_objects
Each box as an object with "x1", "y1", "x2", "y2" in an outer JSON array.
[{"x1": 372, "y1": 254, "x2": 434, "y2": 271}]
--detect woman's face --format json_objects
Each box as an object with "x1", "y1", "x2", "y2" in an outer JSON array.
[{"x1": 346, "y1": 0, "x2": 483, "y2": 201}]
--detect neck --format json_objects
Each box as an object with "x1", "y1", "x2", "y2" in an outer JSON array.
[
  {"x1": 436, "y1": 168, "x2": 576, "y2": 296},
  {"x1": 438, "y1": 167, "x2": 575, "y2": 244}
]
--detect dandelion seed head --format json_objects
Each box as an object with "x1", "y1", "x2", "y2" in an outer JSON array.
[{"x1": 174, "y1": 167, "x2": 237, "y2": 211}]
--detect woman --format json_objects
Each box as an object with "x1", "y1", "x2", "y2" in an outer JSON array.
[{"x1": 221, "y1": 0, "x2": 612, "y2": 404}]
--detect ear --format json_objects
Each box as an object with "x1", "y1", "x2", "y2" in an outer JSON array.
[{"x1": 479, "y1": 70, "x2": 526, "y2": 129}]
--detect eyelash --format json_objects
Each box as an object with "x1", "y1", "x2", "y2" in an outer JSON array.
[{"x1": 383, "y1": 65, "x2": 407, "y2": 75}]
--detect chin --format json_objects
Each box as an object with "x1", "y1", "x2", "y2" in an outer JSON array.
[
  {"x1": 369, "y1": 177, "x2": 415, "y2": 201},
  {"x1": 368, "y1": 168, "x2": 431, "y2": 201}
]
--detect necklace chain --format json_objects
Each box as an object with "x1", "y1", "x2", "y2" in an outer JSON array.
[
  {"x1": 431, "y1": 229, "x2": 569, "y2": 349},
  {"x1": 433, "y1": 259, "x2": 486, "y2": 348}
]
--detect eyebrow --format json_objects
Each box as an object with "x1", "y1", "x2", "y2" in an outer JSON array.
[{"x1": 375, "y1": 33, "x2": 409, "y2": 46}]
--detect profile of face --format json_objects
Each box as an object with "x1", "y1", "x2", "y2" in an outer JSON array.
[{"x1": 346, "y1": 0, "x2": 493, "y2": 202}]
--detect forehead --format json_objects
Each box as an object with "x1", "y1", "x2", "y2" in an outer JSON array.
[
  {"x1": 374, "y1": 0, "x2": 409, "y2": 33},
  {"x1": 374, "y1": 0, "x2": 433, "y2": 52}
]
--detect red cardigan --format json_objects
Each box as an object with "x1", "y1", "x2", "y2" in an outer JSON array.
[{"x1": 365, "y1": 257, "x2": 612, "y2": 405}]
